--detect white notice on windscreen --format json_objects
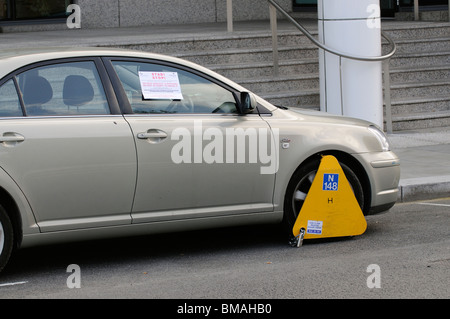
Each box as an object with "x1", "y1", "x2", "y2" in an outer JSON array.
[{"x1": 138, "y1": 71, "x2": 183, "y2": 100}]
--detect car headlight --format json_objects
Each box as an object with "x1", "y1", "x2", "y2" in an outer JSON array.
[{"x1": 368, "y1": 125, "x2": 390, "y2": 152}]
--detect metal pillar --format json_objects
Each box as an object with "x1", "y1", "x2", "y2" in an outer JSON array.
[
  {"x1": 227, "y1": 0, "x2": 233, "y2": 32},
  {"x1": 269, "y1": 4, "x2": 279, "y2": 76},
  {"x1": 414, "y1": 0, "x2": 419, "y2": 20}
]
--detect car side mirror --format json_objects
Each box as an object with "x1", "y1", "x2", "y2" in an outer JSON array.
[{"x1": 239, "y1": 91, "x2": 257, "y2": 114}]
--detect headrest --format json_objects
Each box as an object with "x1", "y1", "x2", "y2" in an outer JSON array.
[
  {"x1": 23, "y1": 76, "x2": 53, "y2": 106},
  {"x1": 63, "y1": 75, "x2": 94, "y2": 107}
]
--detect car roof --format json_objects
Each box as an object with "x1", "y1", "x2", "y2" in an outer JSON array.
[
  {"x1": 0, "y1": 47, "x2": 243, "y2": 89},
  {"x1": 0, "y1": 47, "x2": 175, "y2": 62},
  {"x1": 0, "y1": 47, "x2": 146, "y2": 75}
]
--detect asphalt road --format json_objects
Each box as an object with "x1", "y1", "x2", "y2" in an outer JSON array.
[{"x1": 0, "y1": 198, "x2": 449, "y2": 300}]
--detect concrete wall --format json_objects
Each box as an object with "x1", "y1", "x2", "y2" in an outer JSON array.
[
  {"x1": 76, "y1": 0, "x2": 120, "y2": 29},
  {"x1": 76, "y1": 0, "x2": 292, "y2": 29}
]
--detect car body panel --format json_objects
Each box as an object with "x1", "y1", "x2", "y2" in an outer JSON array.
[
  {"x1": 20, "y1": 211, "x2": 281, "y2": 249},
  {"x1": 126, "y1": 114, "x2": 276, "y2": 223},
  {"x1": 0, "y1": 116, "x2": 137, "y2": 232},
  {"x1": 353, "y1": 151, "x2": 400, "y2": 209},
  {"x1": 0, "y1": 166, "x2": 39, "y2": 236}
]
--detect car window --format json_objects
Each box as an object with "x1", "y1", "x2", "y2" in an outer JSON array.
[
  {"x1": 0, "y1": 79, "x2": 23, "y2": 117},
  {"x1": 16, "y1": 61, "x2": 110, "y2": 116},
  {"x1": 111, "y1": 61, "x2": 238, "y2": 114}
]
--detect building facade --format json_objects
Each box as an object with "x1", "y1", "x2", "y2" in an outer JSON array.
[
  {"x1": 0, "y1": 0, "x2": 292, "y2": 29},
  {"x1": 0, "y1": 0, "x2": 448, "y2": 30}
]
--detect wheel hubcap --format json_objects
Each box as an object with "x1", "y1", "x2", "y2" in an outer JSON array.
[{"x1": 291, "y1": 170, "x2": 316, "y2": 218}]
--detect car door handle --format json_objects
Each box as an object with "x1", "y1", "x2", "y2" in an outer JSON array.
[
  {"x1": 137, "y1": 132, "x2": 168, "y2": 139},
  {"x1": 137, "y1": 130, "x2": 168, "y2": 143},
  {"x1": 0, "y1": 132, "x2": 25, "y2": 146}
]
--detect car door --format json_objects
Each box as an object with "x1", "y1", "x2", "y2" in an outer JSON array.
[
  {"x1": 106, "y1": 58, "x2": 277, "y2": 223},
  {"x1": 0, "y1": 58, "x2": 136, "y2": 232}
]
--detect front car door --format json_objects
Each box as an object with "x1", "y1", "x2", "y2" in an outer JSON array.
[
  {"x1": 0, "y1": 58, "x2": 136, "y2": 232},
  {"x1": 105, "y1": 58, "x2": 277, "y2": 223}
]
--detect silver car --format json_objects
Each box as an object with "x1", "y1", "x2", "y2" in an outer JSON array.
[{"x1": 0, "y1": 48, "x2": 400, "y2": 272}]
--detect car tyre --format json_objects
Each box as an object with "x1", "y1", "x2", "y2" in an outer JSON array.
[
  {"x1": 0, "y1": 205, "x2": 14, "y2": 273},
  {"x1": 283, "y1": 157, "x2": 365, "y2": 234}
]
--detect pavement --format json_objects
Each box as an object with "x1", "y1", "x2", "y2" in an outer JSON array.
[
  {"x1": 388, "y1": 128, "x2": 450, "y2": 203},
  {"x1": 0, "y1": 20, "x2": 449, "y2": 204}
]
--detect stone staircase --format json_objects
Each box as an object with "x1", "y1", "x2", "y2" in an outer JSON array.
[
  {"x1": 382, "y1": 22, "x2": 450, "y2": 131},
  {"x1": 173, "y1": 30, "x2": 321, "y2": 108},
  {"x1": 110, "y1": 20, "x2": 450, "y2": 132}
]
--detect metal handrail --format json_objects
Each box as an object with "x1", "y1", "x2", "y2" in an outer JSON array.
[
  {"x1": 268, "y1": 0, "x2": 397, "y2": 62},
  {"x1": 267, "y1": 0, "x2": 397, "y2": 133}
]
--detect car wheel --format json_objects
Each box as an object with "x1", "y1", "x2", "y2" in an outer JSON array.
[
  {"x1": 0, "y1": 205, "x2": 14, "y2": 273},
  {"x1": 283, "y1": 157, "x2": 365, "y2": 234}
]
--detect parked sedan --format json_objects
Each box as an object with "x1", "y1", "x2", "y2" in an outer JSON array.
[{"x1": 0, "y1": 48, "x2": 400, "y2": 272}]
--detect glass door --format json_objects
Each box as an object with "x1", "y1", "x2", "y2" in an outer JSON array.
[
  {"x1": 400, "y1": 0, "x2": 447, "y2": 5},
  {"x1": 0, "y1": 0, "x2": 71, "y2": 21},
  {"x1": 381, "y1": 0, "x2": 397, "y2": 17},
  {"x1": 0, "y1": 0, "x2": 10, "y2": 20},
  {"x1": 293, "y1": 0, "x2": 399, "y2": 17},
  {"x1": 293, "y1": 0, "x2": 318, "y2": 12}
]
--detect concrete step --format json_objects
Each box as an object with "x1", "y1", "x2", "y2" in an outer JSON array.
[
  {"x1": 237, "y1": 73, "x2": 319, "y2": 94},
  {"x1": 389, "y1": 64, "x2": 450, "y2": 83},
  {"x1": 389, "y1": 95, "x2": 450, "y2": 115},
  {"x1": 391, "y1": 110, "x2": 450, "y2": 131},
  {"x1": 389, "y1": 50, "x2": 450, "y2": 68},
  {"x1": 259, "y1": 88, "x2": 319, "y2": 109},
  {"x1": 208, "y1": 58, "x2": 318, "y2": 79},
  {"x1": 109, "y1": 30, "x2": 316, "y2": 55},
  {"x1": 176, "y1": 45, "x2": 318, "y2": 65},
  {"x1": 387, "y1": 37, "x2": 450, "y2": 54},
  {"x1": 389, "y1": 80, "x2": 450, "y2": 100},
  {"x1": 382, "y1": 22, "x2": 450, "y2": 41}
]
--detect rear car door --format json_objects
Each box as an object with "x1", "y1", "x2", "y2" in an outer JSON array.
[{"x1": 0, "y1": 58, "x2": 136, "y2": 232}]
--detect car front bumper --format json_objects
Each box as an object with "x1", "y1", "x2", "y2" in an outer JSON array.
[{"x1": 354, "y1": 151, "x2": 401, "y2": 214}]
